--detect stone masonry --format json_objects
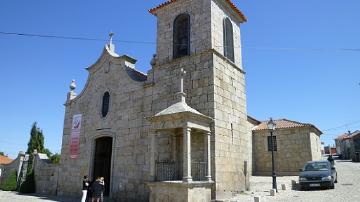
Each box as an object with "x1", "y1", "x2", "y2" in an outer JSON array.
[
  {"x1": 57, "y1": 0, "x2": 250, "y2": 201},
  {"x1": 253, "y1": 119, "x2": 322, "y2": 176}
]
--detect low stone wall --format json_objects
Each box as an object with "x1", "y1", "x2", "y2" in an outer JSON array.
[
  {"x1": 0, "y1": 152, "x2": 25, "y2": 187},
  {"x1": 33, "y1": 153, "x2": 59, "y2": 195}
]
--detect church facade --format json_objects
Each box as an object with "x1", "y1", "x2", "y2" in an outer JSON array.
[{"x1": 58, "y1": 0, "x2": 251, "y2": 201}]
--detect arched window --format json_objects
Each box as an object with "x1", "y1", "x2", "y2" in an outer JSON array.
[
  {"x1": 173, "y1": 13, "x2": 190, "y2": 59},
  {"x1": 223, "y1": 18, "x2": 234, "y2": 62},
  {"x1": 101, "y1": 92, "x2": 110, "y2": 117}
]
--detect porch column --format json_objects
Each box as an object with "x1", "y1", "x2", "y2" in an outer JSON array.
[
  {"x1": 149, "y1": 131, "x2": 157, "y2": 181},
  {"x1": 183, "y1": 127, "x2": 192, "y2": 182},
  {"x1": 205, "y1": 132, "x2": 212, "y2": 181},
  {"x1": 171, "y1": 134, "x2": 176, "y2": 161}
]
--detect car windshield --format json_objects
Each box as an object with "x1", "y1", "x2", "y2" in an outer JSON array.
[{"x1": 303, "y1": 162, "x2": 329, "y2": 171}]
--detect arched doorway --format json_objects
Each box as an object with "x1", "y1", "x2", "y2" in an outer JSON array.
[{"x1": 93, "y1": 136, "x2": 113, "y2": 196}]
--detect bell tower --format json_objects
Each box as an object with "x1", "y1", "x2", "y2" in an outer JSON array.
[
  {"x1": 149, "y1": 0, "x2": 250, "y2": 198},
  {"x1": 149, "y1": 0, "x2": 246, "y2": 68}
]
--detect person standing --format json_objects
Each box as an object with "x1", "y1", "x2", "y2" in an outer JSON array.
[
  {"x1": 81, "y1": 176, "x2": 90, "y2": 202},
  {"x1": 327, "y1": 155, "x2": 335, "y2": 166},
  {"x1": 91, "y1": 177, "x2": 102, "y2": 202},
  {"x1": 100, "y1": 177, "x2": 105, "y2": 202},
  {"x1": 86, "y1": 177, "x2": 94, "y2": 202}
]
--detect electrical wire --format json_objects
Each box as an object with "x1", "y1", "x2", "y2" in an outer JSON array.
[
  {"x1": 322, "y1": 120, "x2": 360, "y2": 132},
  {"x1": 0, "y1": 31, "x2": 155, "y2": 44},
  {"x1": 1, "y1": 31, "x2": 360, "y2": 52}
]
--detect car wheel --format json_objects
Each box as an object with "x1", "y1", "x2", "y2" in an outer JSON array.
[
  {"x1": 334, "y1": 174, "x2": 338, "y2": 183},
  {"x1": 330, "y1": 183, "x2": 335, "y2": 189}
]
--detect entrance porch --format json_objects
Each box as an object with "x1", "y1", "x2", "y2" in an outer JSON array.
[
  {"x1": 147, "y1": 68, "x2": 214, "y2": 202},
  {"x1": 147, "y1": 126, "x2": 214, "y2": 202}
]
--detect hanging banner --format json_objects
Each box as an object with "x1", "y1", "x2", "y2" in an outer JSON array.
[{"x1": 70, "y1": 114, "x2": 82, "y2": 159}]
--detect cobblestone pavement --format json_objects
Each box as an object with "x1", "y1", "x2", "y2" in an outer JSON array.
[
  {"x1": 231, "y1": 159, "x2": 360, "y2": 202},
  {"x1": 1, "y1": 160, "x2": 359, "y2": 201},
  {"x1": 0, "y1": 191, "x2": 77, "y2": 202}
]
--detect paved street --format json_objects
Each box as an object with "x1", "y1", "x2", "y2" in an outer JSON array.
[
  {"x1": 0, "y1": 160, "x2": 359, "y2": 201},
  {"x1": 273, "y1": 160, "x2": 360, "y2": 202},
  {"x1": 233, "y1": 159, "x2": 360, "y2": 202}
]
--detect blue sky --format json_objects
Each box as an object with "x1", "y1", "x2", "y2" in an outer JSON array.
[{"x1": 1, "y1": 0, "x2": 359, "y2": 158}]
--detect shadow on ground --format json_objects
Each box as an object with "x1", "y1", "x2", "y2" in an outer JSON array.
[{"x1": 15, "y1": 192, "x2": 77, "y2": 202}]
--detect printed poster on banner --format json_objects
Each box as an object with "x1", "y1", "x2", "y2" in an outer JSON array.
[{"x1": 70, "y1": 114, "x2": 82, "y2": 159}]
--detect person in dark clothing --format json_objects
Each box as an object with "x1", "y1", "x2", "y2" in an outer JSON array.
[
  {"x1": 86, "y1": 178, "x2": 93, "y2": 202},
  {"x1": 81, "y1": 176, "x2": 90, "y2": 202},
  {"x1": 91, "y1": 177, "x2": 103, "y2": 202},
  {"x1": 100, "y1": 177, "x2": 105, "y2": 202},
  {"x1": 327, "y1": 155, "x2": 335, "y2": 166}
]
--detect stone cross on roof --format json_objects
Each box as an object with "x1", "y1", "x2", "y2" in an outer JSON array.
[
  {"x1": 177, "y1": 68, "x2": 186, "y2": 103},
  {"x1": 108, "y1": 32, "x2": 115, "y2": 53},
  {"x1": 109, "y1": 32, "x2": 114, "y2": 44}
]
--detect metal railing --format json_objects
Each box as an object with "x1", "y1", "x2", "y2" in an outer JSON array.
[
  {"x1": 155, "y1": 160, "x2": 207, "y2": 182},
  {"x1": 155, "y1": 160, "x2": 181, "y2": 181},
  {"x1": 192, "y1": 162, "x2": 207, "y2": 181}
]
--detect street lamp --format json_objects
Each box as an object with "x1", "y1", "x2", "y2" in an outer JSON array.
[{"x1": 267, "y1": 118, "x2": 277, "y2": 192}]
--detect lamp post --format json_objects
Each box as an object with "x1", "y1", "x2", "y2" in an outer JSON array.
[{"x1": 267, "y1": 118, "x2": 277, "y2": 192}]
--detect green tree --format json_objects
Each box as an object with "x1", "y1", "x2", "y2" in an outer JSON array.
[
  {"x1": 19, "y1": 171, "x2": 35, "y2": 193},
  {"x1": 26, "y1": 122, "x2": 45, "y2": 155},
  {"x1": 43, "y1": 148, "x2": 52, "y2": 158},
  {"x1": 50, "y1": 153, "x2": 61, "y2": 164},
  {"x1": 0, "y1": 151, "x2": 4, "y2": 156},
  {"x1": 20, "y1": 122, "x2": 47, "y2": 193},
  {"x1": 25, "y1": 122, "x2": 46, "y2": 177}
]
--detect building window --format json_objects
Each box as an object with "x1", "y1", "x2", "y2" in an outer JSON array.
[
  {"x1": 173, "y1": 13, "x2": 190, "y2": 59},
  {"x1": 267, "y1": 136, "x2": 277, "y2": 151},
  {"x1": 101, "y1": 92, "x2": 110, "y2": 117},
  {"x1": 223, "y1": 18, "x2": 234, "y2": 62}
]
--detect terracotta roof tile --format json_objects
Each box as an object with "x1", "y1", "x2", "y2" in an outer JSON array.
[
  {"x1": 338, "y1": 131, "x2": 360, "y2": 140},
  {"x1": 253, "y1": 119, "x2": 322, "y2": 135},
  {"x1": 335, "y1": 133, "x2": 349, "y2": 140},
  {"x1": 351, "y1": 131, "x2": 360, "y2": 138},
  {"x1": 0, "y1": 155, "x2": 13, "y2": 165},
  {"x1": 149, "y1": 0, "x2": 247, "y2": 22},
  {"x1": 335, "y1": 131, "x2": 360, "y2": 140}
]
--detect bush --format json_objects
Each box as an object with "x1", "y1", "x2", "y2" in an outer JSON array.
[
  {"x1": 50, "y1": 153, "x2": 61, "y2": 164},
  {"x1": 0, "y1": 171, "x2": 17, "y2": 191},
  {"x1": 19, "y1": 171, "x2": 35, "y2": 193}
]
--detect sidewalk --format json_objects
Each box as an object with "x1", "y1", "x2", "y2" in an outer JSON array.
[
  {"x1": 0, "y1": 191, "x2": 78, "y2": 202},
  {"x1": 226, "y1": 175, "x2": 298, "y2": 202}
]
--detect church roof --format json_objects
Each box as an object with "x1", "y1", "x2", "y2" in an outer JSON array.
[
  {"x1": 87, "y1": 45, "x2": 147, "y2": 82},
  {"x1": 253, "y1": 119, "x2": 322, "y2": 135},
  {"x1": 0, "y1": 155, "x2": 13, "y2": 165},
  {"x1": 125, "y1": 66, "x2": 147, "y2": 82},
  {"x1": 149, "y1": 0, "x2": 247, "y2": 23},
  {"x1": 247, "y1": 115, "x2": 261, "y2": 125},
  {"x1": 154, "y1": 101, "x2": 203, "y2": 117}
]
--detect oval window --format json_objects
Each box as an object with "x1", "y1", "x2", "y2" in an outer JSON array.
[{"x1": 101, "y1": 92, "x2": 110, "y2": 117}]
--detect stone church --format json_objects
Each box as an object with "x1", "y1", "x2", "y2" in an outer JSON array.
[{"x1": 58, "y1": 0, "x2": 252, "y2": 201}]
